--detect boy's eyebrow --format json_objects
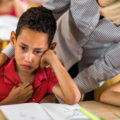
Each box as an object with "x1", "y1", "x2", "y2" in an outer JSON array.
[
  {"x1": 20, "y1": 43, "x2": 28, "y2": 47},
  {"x1": 20, "y1": 42, "x2": 43, "y2": 50}
]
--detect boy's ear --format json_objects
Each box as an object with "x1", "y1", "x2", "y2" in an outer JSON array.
[
  {"x1": 49, "y1": 42, "x2": 56, "y2": 50},
  {"x1": 10, "y1": 31, "x2": 17, "y2": 47}
]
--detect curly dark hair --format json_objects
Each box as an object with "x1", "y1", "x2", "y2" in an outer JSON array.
[{"x1": 16, "y1": 6, "x2": 56, "y2": 46}]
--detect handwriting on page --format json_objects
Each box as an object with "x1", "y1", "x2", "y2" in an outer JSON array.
[
  {"x1": 0, "y1": 103, "x2": 52, "y2": 120},
  {"x1": 41, "y1": 103, "x2": 90, "y2": 120}
]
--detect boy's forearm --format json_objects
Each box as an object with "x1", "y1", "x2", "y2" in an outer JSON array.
[
  {"x1": 49, "y1": 54, "x2": 81, "y2": 104},
  {"x1": 0, "y1": 96, "x2": 13, "y2": 105}
]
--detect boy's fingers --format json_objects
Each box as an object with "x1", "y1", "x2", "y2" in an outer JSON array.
[
  {"x1": 25, "y1": 85, "x2": 33, "y2": 92},
  {"x1": 12, "y1": 86, "x2": 17, "y2": 90},
  {"x1": 19, "y1": 82, "x2": 31, "y2": 89},
  {"x1": 50, "y1": 42, "x2": 56, "y2": 50}
]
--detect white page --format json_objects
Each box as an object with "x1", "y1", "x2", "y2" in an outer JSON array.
[
  {"x1": 41, "y1": 103, "x2": 90, "y2": 120},
  {"x1": 0, "y1": 103, "x2": 52, "y2": 120},
  {"x1": 0, "y1": 103, "x2": 91, "y2": 120}
]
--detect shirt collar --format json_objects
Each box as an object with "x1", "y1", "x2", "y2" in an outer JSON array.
[{"x1": 4, "y1": 57, "x2": 20, "y2": 86}]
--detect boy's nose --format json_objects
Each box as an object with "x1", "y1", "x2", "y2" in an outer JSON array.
[{"x1": 24, "y1": 53, "x2": 33, "y2": 63}]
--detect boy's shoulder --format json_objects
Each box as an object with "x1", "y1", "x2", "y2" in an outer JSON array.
[
  {"x1": 37, "y1": 67, "x2": 54, "y2": 76},
  {"x1": 36, "y1": 67, "x2": 56, "y2": 81}
]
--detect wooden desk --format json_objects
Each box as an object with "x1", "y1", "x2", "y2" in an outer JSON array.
[
  {"x1": 79, "y1": 101, "x2": 120, "y2": 120},
  {"x1": 0, "y1": 110, "x2": 7, "y2": 120}
]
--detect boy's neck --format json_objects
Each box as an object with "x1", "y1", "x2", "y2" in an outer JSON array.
[
  {"x1": 15, "y1": 62, "x2": 34, "y2": 83},
  {"x1": 17, "y1": 70, "x2": 34, "y2": 84}
]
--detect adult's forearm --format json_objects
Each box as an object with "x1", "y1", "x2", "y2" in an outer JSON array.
[
  {"x1": 2, "y1": 43, "x2": 14, "y2": 59},
  {"x1": 100, "y1": 91, "x2": 120, "y2": 106},
  {"x1": 43, "y1": 0, "x2": 70, "y2": 20},
  {"x1": 74, "y1": 43, "x2": 120, "y2": 94},
  {"x1": 0, "y1": 53, "x2": 8, "y2": 67}
]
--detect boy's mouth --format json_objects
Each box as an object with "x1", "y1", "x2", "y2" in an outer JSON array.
[{"x1": 21, "y1": 64, "x2": 33, "y2": 70}]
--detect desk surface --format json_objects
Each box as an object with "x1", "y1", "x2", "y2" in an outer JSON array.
[
  {"x1": 79, "y1": 101, "x2": 120, "y2": 120},
  {"x1": 0, "y1": 101, "x2": 119, "y2": 120}
]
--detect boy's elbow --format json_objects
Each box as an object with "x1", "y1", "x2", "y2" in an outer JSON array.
[{"x1": 65, "y1": 92, "x2": 81, "y2": 105}]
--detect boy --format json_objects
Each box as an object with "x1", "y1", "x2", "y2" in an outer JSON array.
[{"x1": 0, "y1": 6, "x2": 80, "y2": 105}]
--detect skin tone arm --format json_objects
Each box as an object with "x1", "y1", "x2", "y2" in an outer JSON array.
[
  {"x1": 40, "y1": 49, "x2": 81, "y2": 105},
  {"x1": 0, "y1": 82, "x2": 33, "y2": 105},
  {"x1": 13, "y1": 0, "x2": 28, "y2": 17},
  {"x1": 0, "y1": 53, "x2": 9, "y2": 67},
  {"x1": 100, "y1": 82, "x2": 120, "y2": 106}
]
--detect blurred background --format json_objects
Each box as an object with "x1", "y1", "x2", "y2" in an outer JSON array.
[{"x1": 0, "y1": 0, "x2": 46, "y2": 51}]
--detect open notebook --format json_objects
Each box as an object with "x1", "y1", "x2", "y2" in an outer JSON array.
[{"x1": 0, "y1": 103, "x2": 91, "y2": 120}]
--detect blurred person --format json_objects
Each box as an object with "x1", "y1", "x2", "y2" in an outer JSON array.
[{"x1": 0, "y1": 0, "x2": 28, "y2": 17}]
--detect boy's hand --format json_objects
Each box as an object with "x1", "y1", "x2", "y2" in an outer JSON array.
[
  {"x1": 5, "y1": 82, "x2": 33, "y2": 104},
  {"x1": 40, "y1": 42, "x2": 56, "y2": 69}
]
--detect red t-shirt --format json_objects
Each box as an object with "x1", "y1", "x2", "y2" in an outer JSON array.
[{"x1": 0, "y1": 57, "x2": 58, "y2": 103}]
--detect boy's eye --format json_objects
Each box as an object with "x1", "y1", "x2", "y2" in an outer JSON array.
[
  {"x1": 34, "y1": 50, "x2": 42, "y2": 55},
  {"x1": 20, "y1": 46, "x2": 27, "y2": 51}
]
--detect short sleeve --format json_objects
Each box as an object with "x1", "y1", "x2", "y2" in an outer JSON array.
[{"x1": 46, "y1": 68, "x2": 58, "y2": 93}]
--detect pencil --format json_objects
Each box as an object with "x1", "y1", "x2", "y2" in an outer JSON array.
[{"x1": 80, "y1": 107, "x2": 101, "y2": 120}]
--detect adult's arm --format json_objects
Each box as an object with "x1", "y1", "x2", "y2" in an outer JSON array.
[
  {"x1": 43, "y1": 0, "x2": 70, "y2": 20},
  {"x1": 0, "y1": 53, "x2": 8, "y2": 67},
  {"x1": 100, "y1": 82, "x2": 120, "y2": 106},
  {"x1": 74, "y1": 42, "x2": 120, "y2": 94},
  {"x1": 2, "y1": 43, "x2": 14, "y2": 59},
  {"x1": 44, "y1": 0, "x2": 100, "y2": 36},
  {"x1": 0, "y1": 43, "x2": 14, "y2": 67}
]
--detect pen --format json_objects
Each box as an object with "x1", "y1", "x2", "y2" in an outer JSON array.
[{"x1": 80, "y1": 107, "x2": 102, "y2": 120}]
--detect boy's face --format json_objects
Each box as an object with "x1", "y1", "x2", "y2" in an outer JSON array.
[{"x1": 10, "y1": 28, "x2": 49, "y2": 73}]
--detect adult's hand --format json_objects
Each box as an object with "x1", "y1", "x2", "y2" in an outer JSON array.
[{"x1": 98, "y1": 0, "x2": 120, "y2": 24}]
